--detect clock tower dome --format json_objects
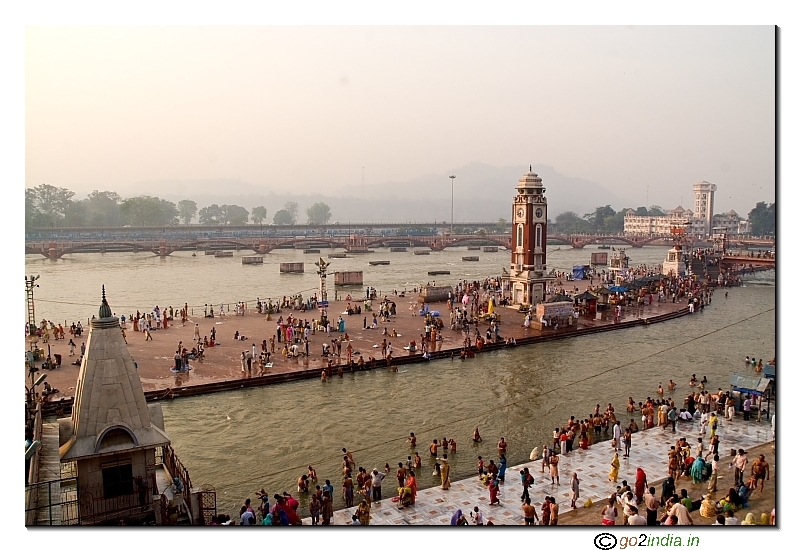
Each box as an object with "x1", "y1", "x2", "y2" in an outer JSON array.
[{"x1": 508, "y1": 167, "x2": 555, "y2": 307}]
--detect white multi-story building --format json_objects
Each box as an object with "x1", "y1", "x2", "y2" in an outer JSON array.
[
  {"x1": 623, "y1": 206, "x2": 700, "y2": 237},
  {"x1": 693, "y1": 181, "x2": 717, "y2": 237},
  {"x1": 623, "y1": 181, "x2": 720, "y2": 239}
]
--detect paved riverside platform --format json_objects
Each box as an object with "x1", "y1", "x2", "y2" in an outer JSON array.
[
  {"x1": 33, "y1": 279, "x2": 690, "y2": 401},
  {"x1": 305, "y1": 416, "x2": 773, "y2": 525}
]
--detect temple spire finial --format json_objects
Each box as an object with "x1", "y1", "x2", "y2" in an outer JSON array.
[
  {"x1": 529, "y1": 164, "x2": 532, "y2": 171},
  {"x1": 98, "y1": 285, "x2": 113, "y2": 319}
]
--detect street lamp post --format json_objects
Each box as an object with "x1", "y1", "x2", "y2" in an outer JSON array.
[{"x1": 449, "y1": 175, "x2": 456, "y2": 240}]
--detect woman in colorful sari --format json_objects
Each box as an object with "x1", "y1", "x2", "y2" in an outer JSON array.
[
  {"x1": 690, "y1": 456, "x2": 706, "y2": 484},
  {"x1": 699, "y1": 494, "x2": 717, "y2": 519},
  {"x1": 609, "y1": 452, "x2": 621, "y2": 482},
  {"x1": 450, "y1": 509, "x2": 468, "y2": 525},
  {"x1": 356, "y1": 499, "x2": 371, "y2": 525},
  {"x1": 405, "y1": 470, "x2": 417, "y2": 504},
  {"x1": 488, "y1": 473, "x2": 500, "y2": 505},
  {"x1": 634, "y1": 467, "x2": 647, "y2": 504},
  {"x1": 742, "y1": 512, "x2": 758, "y2": 525},
  {"x1": 440, "y1": 456, "x2": 451, "y2": 490}
]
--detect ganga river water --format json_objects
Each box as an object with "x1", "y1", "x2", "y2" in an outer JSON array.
[{"x1": 25, "y1": 245, "x2": 775, "y2": 517}]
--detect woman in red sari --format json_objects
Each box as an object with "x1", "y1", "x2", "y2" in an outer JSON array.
[
  {"x1": 405, "y1": 471, "x2": 417, "y2": 504},
  {"x1": 488, "y1": 473, "x2": 500, "y2": 505},
  {"x1": 634, "y1": 467, "x2": 648, "y2": 504}
]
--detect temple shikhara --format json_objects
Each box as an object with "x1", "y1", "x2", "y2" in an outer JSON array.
[{"x1": 25, "y1": 288, "x2": 215, "y2": 525}]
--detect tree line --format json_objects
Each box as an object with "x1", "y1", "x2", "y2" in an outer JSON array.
[{"x1": 25, "y1": 184, "x2": 333, "y2": 228}]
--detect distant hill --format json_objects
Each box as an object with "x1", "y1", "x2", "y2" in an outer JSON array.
[{"x1": 128, "y1": 163, "x2": 624, "y2": 223}]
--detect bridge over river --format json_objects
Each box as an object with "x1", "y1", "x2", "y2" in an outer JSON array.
[{"x1": 25, "y1": 233, "x2": 774, "y2": 259}]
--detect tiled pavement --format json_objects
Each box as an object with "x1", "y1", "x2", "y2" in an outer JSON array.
[{"x1": 304, "y1": 417, "x2": 773, "y2": 525}]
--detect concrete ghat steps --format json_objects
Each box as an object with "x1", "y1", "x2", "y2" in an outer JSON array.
[{"x1": 305, "y1": 417, "x2": 773, "y2": 525}]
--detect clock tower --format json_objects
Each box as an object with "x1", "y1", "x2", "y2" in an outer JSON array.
[{"x1": 508, "y1": 167, "x2": 555, "y2": 307}]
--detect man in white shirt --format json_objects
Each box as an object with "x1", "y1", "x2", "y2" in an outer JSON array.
[
  {"x1": 371, "y1": 469, "x2": 386, "y2": 501},
  {"x1": 471, "y1": 506, "x2": 484, "y2": 525},
  {"x1": 724, "y1": 510, "x2": 740, "y2": 525},
  {"x1": 668, "y1": 497, "x2": 693, "y2": 525},
  {"x1": 627, "y1": 506, "x2": 648, "y2": 525},
  {"x1": 239, "y1": 505, "x2": 255, "y2": 525},
  {"x1": 613, "y1": 421, "x2": 623, "y2": 451}
]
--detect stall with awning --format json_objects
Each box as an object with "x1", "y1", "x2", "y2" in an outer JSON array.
[
  {"x1": 729, "y1": 373, "x2": 774, "y2": 418},
  {"x1": 573, "y1": 291, "x2": 598, "y2": 315}
]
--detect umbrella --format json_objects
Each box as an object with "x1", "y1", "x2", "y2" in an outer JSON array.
[
  {"x1": 608, "y1": 285, "x2": 628, "y2": 293},
  {"x1": 548, "y1": 294, "x2": 574, "y2": 303},
  {"x1": 595, "y1": 287, "x2": 611, "y2": 295},
  {"x1": 574, "y1": 291, "x2": 598, "y2": 301}
]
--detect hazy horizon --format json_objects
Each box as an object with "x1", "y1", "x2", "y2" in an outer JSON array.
[{"x1": 26, "y1": 26, "x2": 775, "y2": 217}]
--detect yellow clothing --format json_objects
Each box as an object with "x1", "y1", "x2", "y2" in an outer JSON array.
[
  {"x1": 441, "y1": 461, "x2": 451, "y2": 489},
  {"x1": 609, "y1": 453, "x2": 620, "y2": 482}
]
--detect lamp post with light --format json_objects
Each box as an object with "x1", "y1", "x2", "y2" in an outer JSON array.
[{"x1": 449, "y1": 175, "x2": 456, "y2": 242}]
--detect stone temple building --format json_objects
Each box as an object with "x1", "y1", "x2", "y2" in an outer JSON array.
[{"x1": 26, "y1": 288, "x2": 213, "y2": 525}]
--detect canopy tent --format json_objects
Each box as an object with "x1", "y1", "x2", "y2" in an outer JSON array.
[
  {"x1": 572, "y1": 265, "x2": 587, "y2": 280},
  {"x1": 594, "y1": 287, "x2": 611, "y2": 295},
  {"x1": 762, "y1": 364, "x2": 775, "y2": 379},
  {"x1": 573, "y1": 291, "x2": 598, "y2": 301},
  {"x1": 729, "y1": 373, "x2": 773, "y2": 396},
  {"x1": 607, "y1": 285, "x2": 628, "y2": 293},
  {"x1": 729, "y1": 372, "x2": 774, "y2": 418},
  {"x1": 548, "y1": 294, "x2": 574, "y2": 303}
]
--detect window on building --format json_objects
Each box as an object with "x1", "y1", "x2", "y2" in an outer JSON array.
[
  {"x1": 517, "y1": 224, "x2": 523, "y2": 248},
  {"x1": 102, "y1": 463, "x2": 134, "y2": 499},
  {"x1": 535, "y1": 225, "x2": 542, "y2": 248}
]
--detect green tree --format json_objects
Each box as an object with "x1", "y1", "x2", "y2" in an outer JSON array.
[
  {"x1": 178, "y1": 200, "x2": 198, "y2": 225},
  {"x1": 26, "y1": 184, "x2": 75, "y2": 227},
  {"x1": 748, "y1": 202, "x2": 775, "y2": 236},
  {"x1": 273, "y1": 209, "x2": 293, "y2": 225},
  {"x1": 284, "y1": 201, "x2": 299, "y2": 224},
  {"x1": 554, "y1": 211, "x2": 590, "y2": 234},
  {"x1": 306, "y1": 202, "x2": 332, "y2": 225},
  {"x1": 219, "y1": 204, "x2": 249, "y2": 225},
  {"x1": 634, "y1": 206, "x2": 649, "y2": 216},
  {"x1": 251, "y1": 206, "x2": 267, "y2": 224},
  {"x1": 198, "y1": 204, "x2": 222, "y2": 225},
  {"x1": 583, "y1": 205, "x2": 617, "y2": 233},
  {"x1": 496, "y1": 217, "x2": 507, "y2": 233},
  {"x1": 120, "y1": 196, "x2": 178, "y2": 226},
  {"x1": 25, "y1": 188, "x2": 41, "y2": 229},
  {"x1": 64, "y1": 200, "x2": 88, "y2": 227},
  {"x1": 648, "y1": 205, "x2": 665, "y2": 217},
  {"x1": 81, "y1": 190, "x2": 122, "y2": 226}
]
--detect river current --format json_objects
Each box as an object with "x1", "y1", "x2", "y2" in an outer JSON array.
[{"x1": 25, "y1": 245, "x2": 775, "y2": 516}]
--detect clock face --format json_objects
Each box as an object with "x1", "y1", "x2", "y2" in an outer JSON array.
[
  {"x1": 517, "y1": 208, "x2": 525, "y2": 219},
  {"x1": 535, "y1": 208, "x2": 543, "y2": 218}
]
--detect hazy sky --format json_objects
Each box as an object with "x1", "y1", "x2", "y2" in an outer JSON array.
[{"x1": 26, "y1": 25, "x2": 775, "y2": 214}]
